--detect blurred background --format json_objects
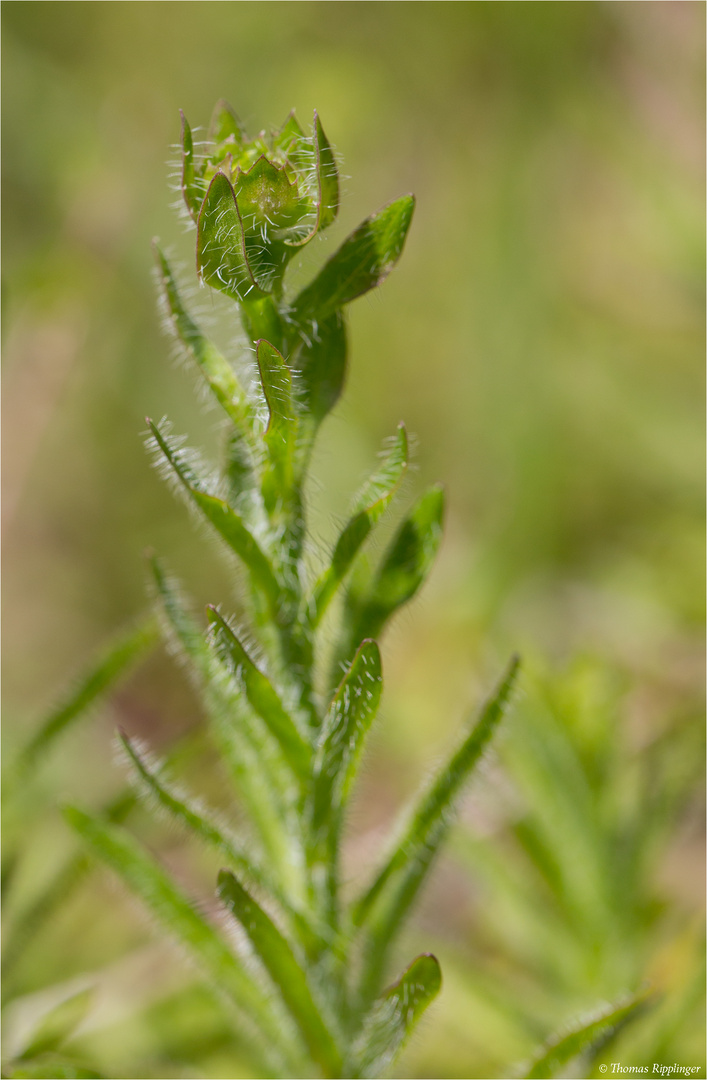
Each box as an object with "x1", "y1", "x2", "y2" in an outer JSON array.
[{"x1": 2, "y1": 3, "x2": 704, "y2": 1078}]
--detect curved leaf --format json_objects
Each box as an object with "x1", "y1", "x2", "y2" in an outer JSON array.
[
  {"x1": 146, "y1": 419, "x2": 279, "y2": 608},
  {"x1": 293, "y1": 195, "x2": 415, "y2": 323},
  {"x1": 355, "y1": 655, "x2": 520, "y2": 1004},
  {"x1": 206, "y1": 606, "x2": 311, "y2": 781},
  {"x1": 179, "y1": 110, "x2": 204, "y2": 220},
  {"x1": 311, "y1": 424, "x2": 409, "y2": 626},
  {"x1": 154, "y1": 244, "x2": 257, "y2": 443},
  {"x1": 351, "y1": 954, "x2": 442, "y2": 1079},
  {"x1": 196, "y1": 171, "x2": 264, "y2": 303},
  {"x1": 524, "y1": 991, "x2": 652, "y2": 1079},
  {"x1": 217, "y1": 869, "x2": 342, "y2": 1077},
  {"x1": 64, "y1": 808, "x2": 300, "y2": 1074}
]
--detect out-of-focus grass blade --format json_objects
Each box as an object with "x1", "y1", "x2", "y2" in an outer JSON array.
[
  {"x1": 206, "y1": 607, "x2": 311, "y2": 781},
  {"x1": 523, "y1": 992, "x2": 651, "y2": 1079},
  {"x1": 146, "y1": 420, "x2": 279, "y2": 608},
  {"x1": 63, "y1": 808, "x2": 300, "y2": 1074},
  {"x1": 17, "y1": 989, "x2": 93, "y2": 1062},
  {"x1": 351, "y1": 954, "x2": 442, "y2": 1079},
  {"x1": 310, "y1": 425, "x2": 408, "y2": 626},
  {"x1": 154, "y1": 244, "x2": 257, "y2": 445},
  {"x1": 6, "y1": 617, "x2": 158, "y2": 793},
  {"x1": 354, "y1": 655, "x2": 520, "y2": 1004},
  {"x1": 255, "y1": 339, "x2": 298, "y2": 504},
  {"x1": 217, "y1": 869, "x2": 342, "y2": 1077},
  {"x1": 336, "y1": 485, "x2": 444, "y2": 676},
  {"x1": 292, "y1": 195, "x2": 415, "y2": 323},
  {"x1": 196, "y1": 171, "x2": 264, "y2": 304}
]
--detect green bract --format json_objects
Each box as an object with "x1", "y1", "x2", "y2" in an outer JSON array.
[{"x1": 186, "y1": 101, "x2": 339, "y2": 298}]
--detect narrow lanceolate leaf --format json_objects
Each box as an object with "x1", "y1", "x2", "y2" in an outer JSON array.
[
  {"x1": 196, "y1": 171, "x2": 264, "y2": 304},
  {"x1": 292, "y1": 194, "x2": 415, "y2": 323},
  {"x1": 312, "y1": 111, "x2": 339, "y2": 232},
  {"x1": 146, "y1": 420, "x2": 279, "y2": 607},
  {"x1": 355, "y1": 655, "x2": 520, "y2": 1004},
  {"x1": 148, "y1": 559, "x2": 301, "y2": 880},
  {"x1": 523, "y1": 992, "x2": 651, "y2": 1079},
  {"x1": 180, "y1": 110, "x2": 204, "y2": 220},
  {"x1": 63, "y1": 808, "x2": 298, "y2": 1073},
  {"x1": 154, "y1": 244, "x2": 256, "y2": 442},
  {"x1": 351, "y1": 954, "x2": 442, "y2": 1079},
  {"x1": 206, "y1": 607, "x2": 311, "y2": 781},
  {"x1": 311, "y1": 424, "x2": 409, "y2": 626},
  {"x1": 255, "y1": 339, "x2": 298, "y2": 500},
  {"x1": 343, "y1": 484, "x2": 444, "y2": 661},
  {"x1": 312, "y1": 641, "x2": 383, "y2": 831},
  {"x1": 7, "y1": 617, "x2": 158, "y2": 790},
  {"x1": 217, "y1": 869, "x2": 342, "y2": 1077}
]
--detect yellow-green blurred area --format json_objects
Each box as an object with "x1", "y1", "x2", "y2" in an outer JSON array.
[{"x1": 2, "y1": 3, "x2": 704, "y2": 1078}]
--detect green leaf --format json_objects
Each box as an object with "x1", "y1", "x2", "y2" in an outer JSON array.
[
  {"x1": 292, "y1": 194, "x2": 415, "y2": 323},
  {"x1": 63, "y1": 808, "x2": 299, "y2": 1073},
  {"x1": 312, "y1": 111, "x2": 339, "y2": 233},
  {"x1": 312, "y1": 640, "x2": 383, "y2": 834},
  {"x1": 308, "y1": 641, "x2": 383, "y2": 922},
  {"x1": 148, "y1": 558, "x2": 303, "y2": 887},
  {"x1": 17, "y1": 989, "x2": 93, "y2": 1061},
  {"x1": 217, "y1": 869, "x2": 342, "y2": 1077},
  {"x1": 146, "y1": 420, "x2": 279, "y2": 608},
  {"x1": 232, "y1": 158, "x2": 310, "y2": 287},
  {"x1": 206, "y1": 606, "x2": 311, "y2": 782},
  {"x1": 523, "y1": 992, "x2": 651, "y2": 1079},
  {"x1": 7, "y1": 617, "x2": 157, "y2": 792},
  {"x1": 351, "y1": 954, "x2": 442, "y2": 1079},
  {"x1": 290, "y1": 309, "x2": 347, "y2": 431},
  {"x1": 255, "y1": 339, "x2": 298, "y2": 502},
  {"x1": 179, "y1": 110, "x2": 204, "y2": 221},
  {"x1": 354, "y1": 655, "x2": 520, "y2": 1004},
  {"x1": 153, "y1": 244, "x2": 257, "y2": 444},
  {"x1": 311, "y1": 424, "x2": 409, "y2": 626},
  {"x1": 196, "y1": 171, "x2": 265, "y2": 303},
  {"x1": 342, "y1": 484, "x2": 444, "y2": 661}
]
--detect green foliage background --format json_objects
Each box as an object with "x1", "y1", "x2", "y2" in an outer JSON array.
[{"x1": 3, "y1": 3, "x2": 704, "y2": 1078}]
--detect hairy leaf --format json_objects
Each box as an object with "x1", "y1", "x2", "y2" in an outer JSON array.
[
  {"x1": 524, "y1": 992, "x2": 651, "y2": 1079},
  {"x1": 293, "y1": 195, "x2": 415, "y2": 323},
  {"x1": 180, "y1": 110, "x2": 204, "y2": 220},
  {"x1": 341, "y1": 484, "x2": 444, "y2": 666},
  {"x1": 206, "y1": 606, "x2": 311, "y2": 781},
  {"x1": 355, "y1": 655, "x2": 520, "y2": 1003},
  {"x1": 217, "y1": 869, "x2": 342, "y2": 1076},
  {"x1": 311, "y1": 424, "x2": 409, "y2": 625},
  {"x1": 351, "y1": 954, "x2": 442, "y2": 1079},
  {"x1": 289, "y1": 309, "x2": 347, "y2": 431},
  {"x1": 154, "y1": 244, "x2": 256, "y2": 443},
  {"x1": 255, "y1": 339, "x2": 298, "y2": 503},
  {"x1": 146, "y1": 420, "x2": 279, "y2": 607},
  {"x1": 64, "y1": 808, "x2": 299, "y2": 1073},
  {"x1": 196, "y1": 171, "x2": 264, "y2": 303}
]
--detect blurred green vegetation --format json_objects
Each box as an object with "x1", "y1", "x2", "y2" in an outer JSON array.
[{"x1": 3, "y1": 3, "x2": 704, "y2": 1078}]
